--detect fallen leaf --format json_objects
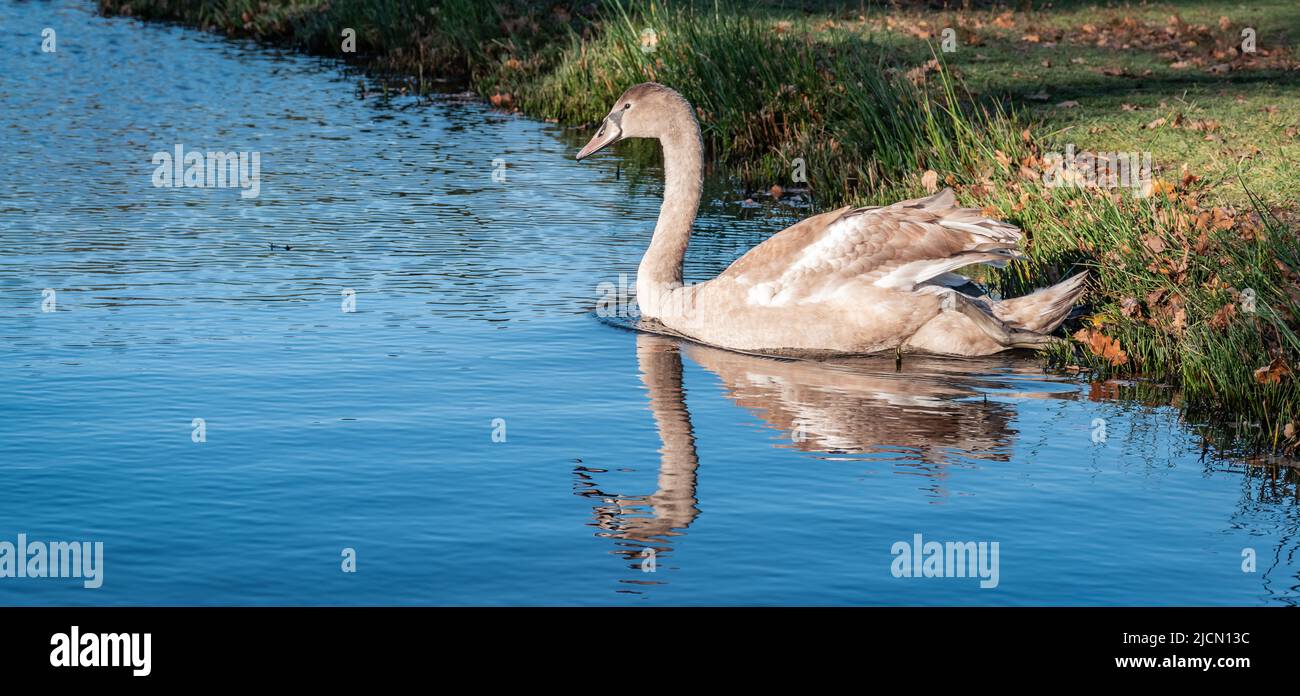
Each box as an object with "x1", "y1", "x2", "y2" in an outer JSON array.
[
  {"x1": 904, "y1": 58, "x2": 942, "y2": 85},
  {"x1": 1073, "y1": 328, "x2": 1129, "y2": 366},
  {"x1": 1194, "y1": 230, "x2": 1212, "y2": 254},
  {"x1": 1171, "y1": 300, "x2": 1187, "y2": 334},
  {"x1": 920, "y1": 170, "x2": 939, "y2": 193},
  {"x1": 1139, "y1": 178, "x2": 1177, "y2": 198},
  {"x1": 1254, "y1": 357, "x2": 1292, "y2": 385},
  {"x1": 1208, "y1": 302, "x2": 1237, "y2": 330}
]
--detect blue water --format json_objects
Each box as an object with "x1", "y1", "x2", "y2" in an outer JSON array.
[{"x1": 1, "y1": 0, "x2": 1297, "y2": 606}]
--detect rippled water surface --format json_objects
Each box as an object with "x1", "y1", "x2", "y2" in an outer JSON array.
[{"x1": 2, "y1": 1, "x2": 1297, "y2": 605}]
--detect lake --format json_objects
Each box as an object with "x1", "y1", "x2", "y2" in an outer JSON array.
[{"x1": 1, "y1": 0, "x2": 1296, "y2": 605}]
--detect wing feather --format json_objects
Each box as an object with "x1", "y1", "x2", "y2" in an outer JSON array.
[{"x1": 716, "y1": 189, "x2": 1022, "y2": 306}]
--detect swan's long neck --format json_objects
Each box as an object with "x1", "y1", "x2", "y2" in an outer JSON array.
[{"x1": 637, "y1": 115, "x2": 703, "y2": 316}]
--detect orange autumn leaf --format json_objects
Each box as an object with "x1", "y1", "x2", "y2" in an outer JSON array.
[
  {"x1": 1254, "y1": 357, "x2": 1292, "y2": 385},
  {"x1": 1073, "y1": 328, "x2": 1128, "y2": 366},
  {"x1": 1142, "y1": 178, "x2": 1177, "y2": 198}
]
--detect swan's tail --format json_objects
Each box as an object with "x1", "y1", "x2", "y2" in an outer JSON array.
[{"x1": 992, "y1": 271, "x2": 1089, "y2": 334}]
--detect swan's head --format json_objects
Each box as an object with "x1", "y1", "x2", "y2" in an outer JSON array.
[{"x1": 575, "y1": 83, "x2": 693, "y2": 160}]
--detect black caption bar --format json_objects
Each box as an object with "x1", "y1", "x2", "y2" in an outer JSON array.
[{"x1": 0, "y1": 606, "x2": 1290, "y2": 683}]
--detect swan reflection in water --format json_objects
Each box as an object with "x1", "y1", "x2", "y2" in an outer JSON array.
[{"x1": 573, "y1": 330, "x2": 1075, "y2": 589}]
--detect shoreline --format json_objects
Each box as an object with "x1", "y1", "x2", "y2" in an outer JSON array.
[{"x1": 96, "y1": 0, "x2": 1300, "y2": 455}]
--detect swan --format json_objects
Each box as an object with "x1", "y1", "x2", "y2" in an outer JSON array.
[{"x1": 576, "y1": 82, "x2": 1088, "y2": 357}]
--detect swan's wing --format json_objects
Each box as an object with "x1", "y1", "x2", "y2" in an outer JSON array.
[{"x1": 715, "y1": 189, "x2": 1022, "y2": 306}]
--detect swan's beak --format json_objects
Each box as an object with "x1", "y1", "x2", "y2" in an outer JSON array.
[{"x1": 575, "y1": 116, "x2": 623, "y2": 161}]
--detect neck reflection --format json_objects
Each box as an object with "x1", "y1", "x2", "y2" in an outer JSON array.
[{"x1": 576, "y1": 331, "x2": 1066, "y2": 590}]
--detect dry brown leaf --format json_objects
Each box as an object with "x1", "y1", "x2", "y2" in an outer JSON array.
[
  {"x1": 1171, "y1": 302, "x2": 1187, "y2": 334},
  {"x1": 1139, "y1": 178, "x2": 1177, "y2": 198},
  {"x1": 1194, "y1": 230, "x2": 1212, "y2": 255},
  {"x1": 904, "y1": 59, "x2": 942, "y2": 85},
  {"x1": 921, "y1": 170, "x2": 939, "y2": 193},
  {"x1": 1254, "y1": 357, "x2": 1292, "y2": 385},
  {"x1": 1073, "y1": 328, "x2": 1129, "y2": 366},
  {"x1": 1120, "y1": 297, "x2": 1141, "y2": 317},
  {"x1": 1207, "y1": 302, "x2": 1237, "y2": 330}
]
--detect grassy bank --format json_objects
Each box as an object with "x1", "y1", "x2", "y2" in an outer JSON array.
[{"x1": 98, "y1": 0, "x2": 1300, "y2": 454}]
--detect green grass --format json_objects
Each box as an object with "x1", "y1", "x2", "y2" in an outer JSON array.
[{"x1": 97, "y1": 0, "x2": 1300, "y2": 454}]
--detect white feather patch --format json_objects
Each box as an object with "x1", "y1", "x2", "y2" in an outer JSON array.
[{"x1": 747, "y1": 281, "x2": 780, "y2": 306}]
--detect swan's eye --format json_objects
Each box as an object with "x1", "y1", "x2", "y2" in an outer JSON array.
[{"x1": 623, "y1": 103, "x2": 631, "y2": 110}]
